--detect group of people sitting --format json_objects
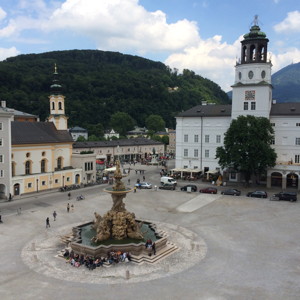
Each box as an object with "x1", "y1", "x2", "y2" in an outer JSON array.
[{"x1": 63, "y1": 249, "x2": 132, "y2": 270}]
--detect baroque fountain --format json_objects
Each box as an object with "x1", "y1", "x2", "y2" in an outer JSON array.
[{"x1": 70, "y1": 160, "x2": 169, "y2": 258}]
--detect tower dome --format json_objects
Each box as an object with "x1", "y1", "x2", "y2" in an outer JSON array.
[
  {"x1": 50, "y1": 64, "x2": 62, "y2": 95},
  {"x1": 240, "y1": 16, "x2": 269, "y2": 64}
]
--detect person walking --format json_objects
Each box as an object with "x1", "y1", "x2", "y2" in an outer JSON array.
[
  {"x1": 67, "y1": 203, "x2": 70, "y2": 213},
  {"x1": 128, "y1": 178, "x2": 130, "y2": 185},
  {"x1": 53, "y1": 211, "x2": 57, "y2": 221},
  {"x1": 46, "y1": 217, "x2": 50, "y2": 228},
  {"x1": 68, "y1": 192, "x2": 71, "y2": 200}
]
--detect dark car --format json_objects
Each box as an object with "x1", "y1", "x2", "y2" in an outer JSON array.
[
  {"x1": 270, "y1": 191, "x2": 297, "y2": 202},
  {"x1": 199, "y1": 187, "x2": 217, "y2": 194},
  {"x1": 181, "y1": 185, "x2": 197, "y2": 192},
  {"x1": 246, "y1": 190, "x2": 268, "y2": 198},
  {"x1": 159, "y1": 183, "x2": 176, "y2": 190},
  {"x1": 221, "y1": 189, "x2": 241, "y2": 196}
]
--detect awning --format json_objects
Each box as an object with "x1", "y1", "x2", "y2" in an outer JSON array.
[
  {"x1": 172, "y1": 168, "x2": 202, "y2": 173},
  {"x1": 104, "y1": 166, "x2": 116, "y2": 172}
]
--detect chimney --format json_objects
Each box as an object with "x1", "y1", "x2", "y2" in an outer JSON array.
[{"x1": 1, "y1": 100, "x2": 6, "y2": 108}]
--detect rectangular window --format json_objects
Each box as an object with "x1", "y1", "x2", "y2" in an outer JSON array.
[
  {"x1": 42, "y1": 181, "x2": 46, "y2": 186},
  {"x1": 194, "y1": 149, "x2": 198, "y2": 157},
  {"x1": 0, "y1": 123, "x2": 2, "y2": 130},
  {"x1": 296, "y1": 138, "x2": 300, "y2": 145},
  {"x1": 194, "y1": 135, "x2": 199, "y2": 143},
  {"x1": 216, "y1": 135, "x2": 221, "y2": 143},
  {"x1": 0, "y1": 155, "x2": 3, "y2": 163},
  {"x1": 55, "y1": 179, "x2": 59, "y2": 184},
  {"x1": 184, "y1": 134, "x2": 188, "y2": 142},
  {"x1": 271, "y1": 139, "x2": 275, "y2": 145},
  {"x1": 296, "y1": 123, "x2": 300, "y2": 127},
  {"x1": 251, "y1": 102, "x2": 256, "y2": 110},
  {"x1": 244, "y1": 102, "x2": 248, "y2": 110},
  {"x1": 295, "y1": 155, "x2": 300, "y2": 164},
  {"x1": 184, "y1": 149, "x2": 188, "y2": 157},
  {"x1": 205, "y1": 150, "x2": 209, "y2": 158},
  {"x1": 67, "y1": 177, "x2": 70, "y2": 182},
  {"x1": 28, "y1": 182, "x2": 32, "y2": 188},
  {"x1": 183, "y1": 165, "x2": 188, "y2": 169},
  {"x1": 271, "y1": 123, "x2": 275, "y2": 127},
  {"x1": 205, "y1": 135, "x2": 209, "y2": 143},
  {"x1": 230, "y1": 173, "x2": 237, "y2": 180},
  {"x1": 0, "y1": 170, "x2": 3, "y2": 177}
]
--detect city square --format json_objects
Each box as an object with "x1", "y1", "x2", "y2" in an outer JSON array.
[{"x1": 1, "y1": 163, "x2": 300, "y2": 300}]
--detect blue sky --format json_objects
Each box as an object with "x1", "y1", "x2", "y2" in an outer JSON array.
[{"x1": 0, "y1": 0, "x2": 299, "y2": 91}]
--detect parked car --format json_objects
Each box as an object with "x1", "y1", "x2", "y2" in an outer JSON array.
[
  {"x1": 159, "y1": 183, "x2": 176, "y2": 190},
  {"x1": 199, "y1": 187, "x2": 217, "y2": 194},
  {"x1": 135, "y1": 182, "x2": 152, "y2": 189},
  {"x1": 246, "y1": 190, "x2": 268, "y2": 198},
  {"x1": 181, "y1": 185, "x2": 197, "y2": 192},
  {"x1": 270, "y1": 191, "x2": 297, "y2": 202},
  {"x1": 160, "y1": 176, "x2": 177, "y2": 185},
  {"x1": 221, "y1": 189, "x2": 241, "y2": 196}
]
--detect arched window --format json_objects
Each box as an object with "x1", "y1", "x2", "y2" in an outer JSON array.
[
  {"x1": 25, "y1": 161, "x2": 31, "y2": 175},
  {"x1": 57, "y1": 157, "x2": 62, "y2": 169},
  {"x1": 58, "y1": 102, "x2": 62, "y2": 110},
  {"x1": 52, "y1": 102, "x2": 55, "y2": 110},
  {"x1": 41, "y1": 159, "x2": 46, "y2": 173}
]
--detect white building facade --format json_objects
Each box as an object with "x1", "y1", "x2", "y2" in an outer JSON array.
[{"x1": 176, "y1": 22, "x2": 300, "y2": 190}]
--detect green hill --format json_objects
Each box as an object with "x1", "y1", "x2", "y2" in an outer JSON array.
[
  {"x1": 0, "y1": 50, "x2": 229, "y2": 130},
  {"x1": 272, "y1": 62, "x2": 300, "y2": 102}
]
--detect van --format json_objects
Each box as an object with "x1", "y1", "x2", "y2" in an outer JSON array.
[{"x1": 160, "y1": 176, "x2": 177, "y2": 185}]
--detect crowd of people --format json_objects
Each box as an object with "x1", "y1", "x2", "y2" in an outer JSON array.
[{"x1": 63, "y1": 249, "x2": 132, "y2": 270}]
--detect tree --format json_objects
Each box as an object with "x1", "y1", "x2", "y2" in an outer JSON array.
[
  {"x1": 145, "y1": 115, "x2": 166, "y2": 132},
  {"x1": 76, "y1": 136, "x2": 86, "y2": 142},
  {"x1": 216, "y1": 115, "x2": 277, "y2": 185},
  {"x1": 109, "y1": 112, "x2": 136, "y2": 136}
]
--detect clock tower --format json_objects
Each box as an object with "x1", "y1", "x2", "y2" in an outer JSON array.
[
  {"x1": 231, "y1": 16, "x2": 272, "y2": 119},
  {"x1": 47, "y1": 64, "x2": 68, "y2": 130}
]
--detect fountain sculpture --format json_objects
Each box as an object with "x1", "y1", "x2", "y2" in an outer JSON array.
[
  {"x1": 70, "y1": 160, "x2": 170, "y2": 258},
  {"x1": 92, "y1": 160, "x2": 144, "y2": 242}
]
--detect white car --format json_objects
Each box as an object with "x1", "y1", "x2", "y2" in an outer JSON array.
[{"x1": 135, "y1": 182, "x2": 152, "y2": 189}]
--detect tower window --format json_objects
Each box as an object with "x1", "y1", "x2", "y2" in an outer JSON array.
[
  {"x1": 41, "y1": 159, "x2": 46, "y2": 173},
  {"x1": 52, "y1": 102, "x2": 55, "y2": 110},
  {"x1": 57, "y1": 157, "x2": 62, "y2": 169},
  {"x1": 58, "y1": 102, "x2": 62, "y2": 110}
]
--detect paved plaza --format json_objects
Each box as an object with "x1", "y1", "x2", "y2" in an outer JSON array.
[{"x1": 1, "y1": 163, "x2": 300, "y2": 300}]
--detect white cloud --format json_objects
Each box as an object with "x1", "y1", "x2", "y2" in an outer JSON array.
[
  {"x1": 274, "y1": 11, "x2": 300, "y2": 33},
  {"x1": 0, "y1": 47, "x2": 20, "y2": 61},
  {"x1": 165, "y1": 35, "x2": 241, "y2": 92},
  {"x1": 0, "y1": 7, "x2": 7, "y2": 21},
  {"x1": 271, "y1": 49, "x2": 300, "y2": 72},
  {"x1": 44, "y1": 0, "x2": 200, "y2": 52}
]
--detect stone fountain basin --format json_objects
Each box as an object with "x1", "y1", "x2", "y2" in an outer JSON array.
[{"x1": 70, "y1": 220, "x2": 168, "y2": 257}]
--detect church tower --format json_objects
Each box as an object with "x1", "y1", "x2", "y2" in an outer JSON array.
[
  {"x1": 231, "y1": 16, "x2": 272, "y2": 119},
  {"x1": 47, "y1": 64, "x2": 68, "y2": 130}
]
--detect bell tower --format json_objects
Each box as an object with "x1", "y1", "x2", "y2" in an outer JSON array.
[
  {"x1": 231, "y1": 16, "x2": 273, "y2": 119},
  {"x1": 47, "y1": 64, "x2": 68, "y2": 130}
]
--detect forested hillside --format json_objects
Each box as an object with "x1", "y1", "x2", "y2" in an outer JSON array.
[
  {"x1": 0, "y1": 50, "x2": 230, "y2": 130},
  {"x1": 272, "y1": 62, "x2": 300, "y2": 103}
]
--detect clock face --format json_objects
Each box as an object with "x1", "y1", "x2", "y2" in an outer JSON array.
[
  {"x1": 245, "y1": 90, "x2": 255, "y2": 100},
  {"x1": 261, "y1": 70, "x2": 266, "y2": 79},
  {"x1": 238, "y1": 72, "x2": 242, "y2": 80},
  {"x1": 248, "y1": 71, "x2": 254, "y2": 79}
]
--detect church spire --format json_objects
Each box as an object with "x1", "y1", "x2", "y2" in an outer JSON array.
[{"x1": 50, "y1": 63, "x2": 62, "y2": 95}]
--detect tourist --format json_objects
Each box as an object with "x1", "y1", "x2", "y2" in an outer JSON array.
[
  {"x1": 152, "y1": 242, "x2": 156, "y2": 255},
  {"x1": 134, "y1": 186, "x2": 137, "y2": 193},
  {"x1": 67, "y1": 203, "x2": 70, "y2": 213},
  {"x1": 53, "y1": 211, "x2": 57, "y2": 221},
  {"x1": 68, "y1": 192, "x2": 71, "y2": 200},
  {"x1": 71, "y1": 204, "x2": 74, "y2": 212},
  {"x1": 63, "y1": 249, "x2": 70, "y2": 258},
  {"x1": 46, "y1": 217, "x2": 50, "y2": 228}
]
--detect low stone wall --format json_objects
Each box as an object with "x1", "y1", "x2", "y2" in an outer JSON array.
[{"x1": 70, "y1": 220, "x2": 168, "y2": 257}]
